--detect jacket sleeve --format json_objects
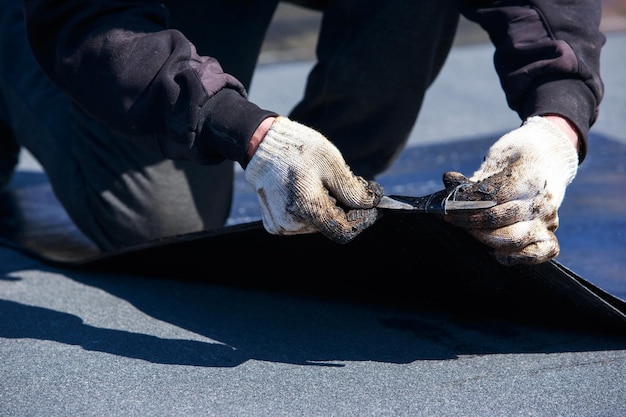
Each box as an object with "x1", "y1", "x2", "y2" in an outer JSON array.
[
  {"x1": 460, "y1": 0, "x2": 605, "y2": 162},
  {"x1": 23, "y1": 0, "x2": 277, "y2": 167}
]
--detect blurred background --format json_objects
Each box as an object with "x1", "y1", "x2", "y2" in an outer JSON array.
[{"x1": 260, "y1": 0, "x2": 626, "y2": 64}]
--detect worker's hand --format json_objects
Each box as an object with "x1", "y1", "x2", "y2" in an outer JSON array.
[
  {"x1": 244, "y1": 116, "x2": 383, "y2": 243},
  {"x1": 441, "y1": 116, "x2": 579, "y2": 266}
]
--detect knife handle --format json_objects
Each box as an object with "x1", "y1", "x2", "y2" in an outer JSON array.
[{"x1": 386, "y1": 188, "x2": 450, "y2": 213}]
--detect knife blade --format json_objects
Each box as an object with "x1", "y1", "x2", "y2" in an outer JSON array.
[{"x1": 377, "y1": 189, "x2": 497, "y2": 214}]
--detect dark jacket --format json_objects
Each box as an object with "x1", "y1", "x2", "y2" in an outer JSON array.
[{"x1": 23, "y1": 0, "x2": 604, "y2": 167}]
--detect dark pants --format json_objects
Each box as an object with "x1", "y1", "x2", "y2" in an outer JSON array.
[{"x1": 0, "y1": 0, "x2": 459, "y2": 251}]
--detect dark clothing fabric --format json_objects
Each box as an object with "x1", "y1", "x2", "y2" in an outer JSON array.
[
  {"x1": 289, "y1": 0, "x2": 460, "y2": 176},
  {"x1": 23, "y1": 0, "x2": 604, "y2": 168},
  {"x1": 460, "y1": 0, "x2": 605, "y2": 161},
  {"x1": 1, "y1": 0, "x2": 235, "y2": 250},
  {"x1": 23, "y1": 0, "x2": 279, "y2": 168}
]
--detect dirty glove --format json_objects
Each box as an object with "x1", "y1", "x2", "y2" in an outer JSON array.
[
  {"x1": 244, "y1": 117, "x2": 383, "y2": 244},
  {"x1": 442, "y1": 116, "x2": 579, "y2": 266}
]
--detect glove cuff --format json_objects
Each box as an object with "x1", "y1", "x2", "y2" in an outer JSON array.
[
  {"x1": 245, "y1": 117, "x2": 295, "y2": 182},
  {"x1": 245, "y1": 117, "x2": 339, "y2": 183},
  {"x1": 523, "y1": 116, "x2": 579, "y2": 185}
]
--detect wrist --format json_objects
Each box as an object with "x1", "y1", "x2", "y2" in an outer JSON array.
[
  {"x1": 247, "y1": 116, "x2": 276, "y2": 161},
  {"x1": 542, "y1": 115, "x2": 580, "y2": 154}
]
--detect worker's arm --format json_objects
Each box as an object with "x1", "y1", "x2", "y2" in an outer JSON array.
[
  {"x1": 444, "y1": 1, "x2": 605, "y2": 265},
  {"x1": 23, "y1": 0, "x2": 275, "y2": 167},
  {"x1": 23, "y1": 0, "x2": 382, "y2": 243},
  {"x1": 460, "y1": 0, "x2": 605, "y2": 163}
]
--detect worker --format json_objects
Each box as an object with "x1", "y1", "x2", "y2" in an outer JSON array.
[{"x1": 0, "y1": 0, "x2": 604, "y2": 265}]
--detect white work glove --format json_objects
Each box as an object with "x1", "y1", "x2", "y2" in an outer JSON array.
[
  {"x1": 245, "y1": 117, "x2": 383, "y2": 244},
  {"x1": 442, "y1": 116, "x2": 579, "y2": 266}
]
